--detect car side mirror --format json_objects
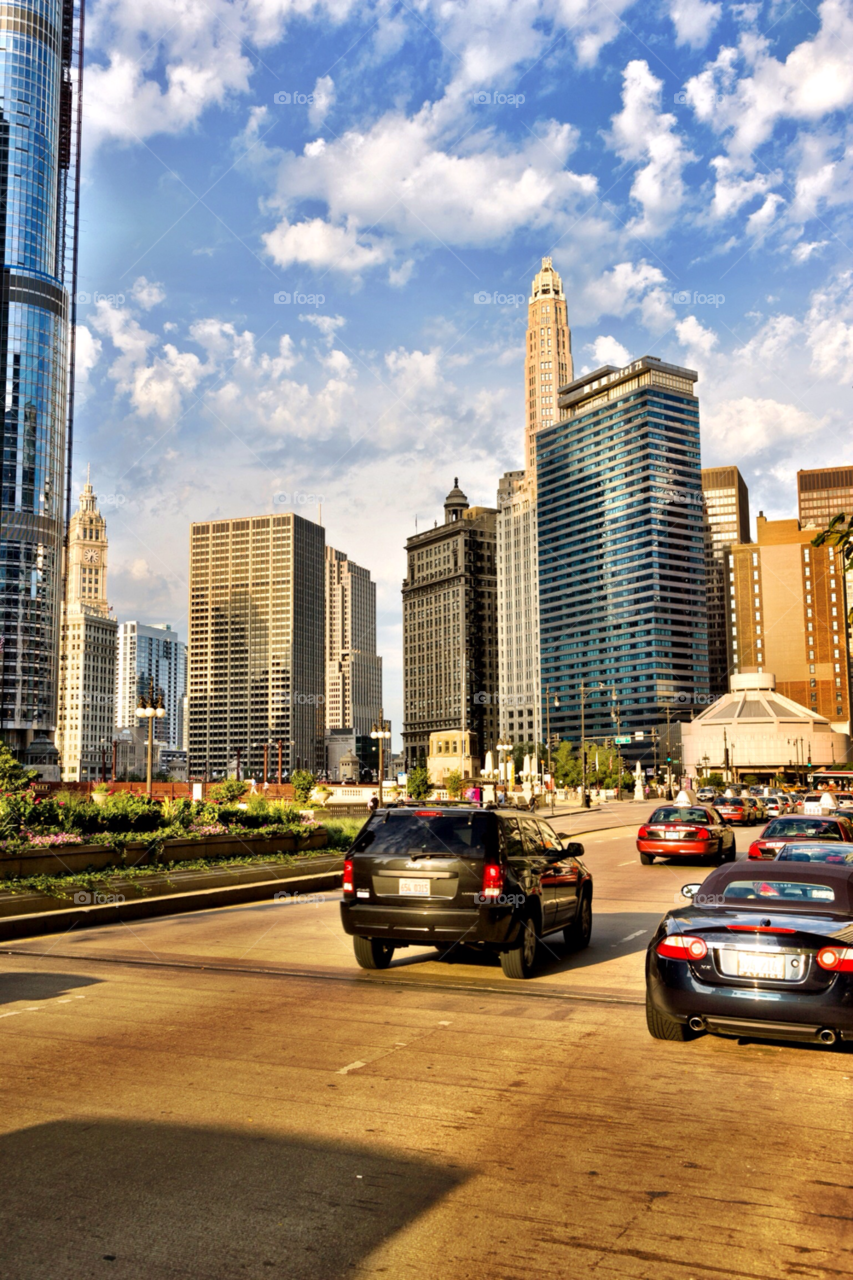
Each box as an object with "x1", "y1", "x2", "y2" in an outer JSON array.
[
  {"x1": 681, "y1": 883, "x2": 702, "y2": 899},
  {"x1": 561, "y1": 841, "x2": 584, "y2": 860}
]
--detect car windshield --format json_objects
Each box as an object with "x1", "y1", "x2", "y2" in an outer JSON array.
[
  {"x1": 351, "y1": 811, "x2": 492, "y2": 858},
  {"x1": 650, "y1": 808, "x2": 711, "y2": 824},
  {"x1": 776, "y1": 845, "x2": 853, "y2": 863},
  {"x1": 722, "y1": 879, "x2": 836, "y2": 903},
  {"x1": 763, "y1": 819, "x2": 842, "y2": 840}
]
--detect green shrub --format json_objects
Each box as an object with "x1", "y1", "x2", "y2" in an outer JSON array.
[
  {"x1": 291, "y1": 770, "x2": 315, "y2": 804},
  {"x1": 207, "y1": 780, "x2": 249, "y2": 804},
  {"x1": 406, "y1": 765, "x2": 432, "y2": 802}
]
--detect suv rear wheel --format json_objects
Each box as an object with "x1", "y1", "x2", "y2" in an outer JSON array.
[
  {"x1": 353, "y1": 936, "x2": 395, "y2": 970},
  {"x1": 500, "y1": 914, "x2": 539, "y2": 979},
  {"x1": 565, "y1": 890, "x2": 592, "y2": 951}
]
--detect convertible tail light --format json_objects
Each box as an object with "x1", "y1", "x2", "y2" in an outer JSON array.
[
  {"x1": 656, "y1": 934, "x2": 708, "y2": 961},
  {"x1": 637, "y1": 826, "x2": 650, "y2": 839},
  {"x1": 481, "y1": 860, "x2": 504, "y2": 901},
  {"x1": 342, "y1": 859, "x2": 354, "y2": 896},
  {"x1": 816, "y1": 946, "x2": 853, "y2": 972}
]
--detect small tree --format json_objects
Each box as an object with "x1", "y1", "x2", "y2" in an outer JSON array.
[
  {"x1": 208, "y1": 779, "x2": 248, "y2": 804},
  {"x1": 406, "y1": 764, "x2": 433, "y2": 802},
  {"x1": 0, "y1": 741, "x2": 38, "y2": 792},
  {"x1": 445, "y1": 769, "x2": 464, "y2": 799},
  {"x1": 291, "y1": 769, "x2": 315, "y2": 805}
]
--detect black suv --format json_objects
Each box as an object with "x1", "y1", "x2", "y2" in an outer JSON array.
[{"x1": 340, "y1": 806, "x2": 592, "y2": 979}]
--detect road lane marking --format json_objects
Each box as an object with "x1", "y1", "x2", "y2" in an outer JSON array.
[
  {"x1": 337, "y1": 1060, "x2": 367, "y2": 1075},
  {"x1": 612, "y1": 930, "x2": 649, "y2": 948},
  {"x1": 618, "y1": 860, "x2": 636, "y2": 866}
]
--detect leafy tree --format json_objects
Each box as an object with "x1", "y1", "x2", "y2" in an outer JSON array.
[
  {"x1": 445, "y1": 769, "x2": 464, "y2": 799},
  {"x1": 0, "y1": 741, "x2": 38, "y2": 792},
  {"x1": 813, "y1": 514, "x2": 853, "y2": 624},
  {"x1": 743, "y1": 774, "x2": 759, "y2": 786},
  {"x1": 208, "y1": 779, "x2": 249, "y2": 804},
  {"x1": 290, "y1": 770, "x2": 316, "y2": 804},
  {"x1": 406, "y1": 765, "x2": 433, "y2": 801}
]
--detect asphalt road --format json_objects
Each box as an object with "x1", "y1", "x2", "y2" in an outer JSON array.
[{"x1": 2, "y1": 817, "x2": 852, "y2": 1279}]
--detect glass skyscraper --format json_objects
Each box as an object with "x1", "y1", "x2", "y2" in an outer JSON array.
[
  {"x1": 0, "y1": 0, "x2": 82, "y2": 755},
  {"x1": 537, "y1": 356, "x2": 710, "y2": 752}
]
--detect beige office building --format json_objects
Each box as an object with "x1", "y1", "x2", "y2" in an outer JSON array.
[
  {"x1": 702, "y1": 466, "x2": 751, "y2": 699},
  {"x1": 55, "y1": 474, "x2": 118, "y2": 781},
  {"x1": 402, "y1": 481, "x2": 498, "y2": 769},
  {"x1": 496, "y1": 470, "x2": 541, "y2": 746},
  {"x1": 188, "y1": 512, "x2": 325, "y2": 780},
  {"x1": 524, "y1": 257, "x2": 573, "y2": 470},
  {"x1": 325, "y1": 547, "x2": 382, "y2": 738},
  {"x1": 799, "y1": 466, "x2": 853, "y2": 667},
  {"x1": 728, "y1": 515, "x2": 851, "y2": 734}
]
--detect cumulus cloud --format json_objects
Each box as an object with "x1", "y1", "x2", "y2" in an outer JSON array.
[
  {"x1": 703, "y1": 397, "x2": 824, "y2": 457},
  {"x1": 580, "y1": 260, "x2": 675, "y2": 329},
  {"x1": 130, "y1": 276, "x2": 166, "y2": 309},
  {"x1": 264, "y1": 217, "x2": 389, "y2": 275},
  {"x1": 676, "y1": 314, "x2": 718, "y2": 368},
  {"x1": 586, "y1": 335, "x2": 631, "y2": 367},
  {"x1": 668, "y1": 0, "x2": 721, "y2": 47},
  {"x1": 608, "y1": 61, "x2": 695, "y2": 237},
  {"x1": 805, "y1": 271, "x2": 853, "y2": 383},
  {"x1": 308, "y1": 75, "x2": 335, "y2": 129}
]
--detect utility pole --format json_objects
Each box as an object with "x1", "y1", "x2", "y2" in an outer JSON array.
[
  {"x1": 580, "y1": 681, "x2": 589, "y2": 809},
  {"x1": 612, "y1": 685, "x2": 622, "y2": 803},
  {"x1": 665, "y1": 702, "x2": 672, "y2": 800}
]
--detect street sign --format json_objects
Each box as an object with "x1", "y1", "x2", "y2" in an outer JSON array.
[
  {"x1": 634, "y1": 731, "x2": 644, "y2": 741},
  {"x1": 614, "y1": 735, "x2": 632, "y2": 745}
]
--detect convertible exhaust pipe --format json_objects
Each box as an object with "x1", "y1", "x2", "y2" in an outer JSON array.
[
  {"x1": 818, "y1": 1028, "x2": 837, "y2": 1045},
  {"x1": 688, "y1": 1016, "x2": 705, "y2": 1032}
]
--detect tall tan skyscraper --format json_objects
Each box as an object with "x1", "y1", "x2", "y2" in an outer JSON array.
[
  {"x1": 524, "y1": 257, "x2": 572, "y2": 470},
  {"x1": 188, "y1": 513, "x2": 325, "y2": 780},
  {"x1": 56, "y1": 473, "x2": 118, "y2": 781},
  {"x1": 496, "y1": 470, "x2": 541, "y2": 746},
  {"x1": 325, "y1": 547, "x2": 382, "y2": 737},
  {"x1": 798, "y1": 466, "x2": 853, "y2": 667},
  {"x1": 702, "y1": 466, "x2": 750, "y2": 698}
]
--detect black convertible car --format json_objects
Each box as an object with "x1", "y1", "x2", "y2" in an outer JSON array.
[{"x1": 646, "y1": 862, "x2": 853, "y2": 1046}]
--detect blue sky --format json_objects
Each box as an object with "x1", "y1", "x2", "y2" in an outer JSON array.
[{"x1": 76, "y1": 0, "x2": 853, "y2": 742}]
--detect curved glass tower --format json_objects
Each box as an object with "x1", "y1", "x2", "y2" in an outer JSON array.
[{"x1": 0, "y1": 0, "x2": 81, "y2": 753}]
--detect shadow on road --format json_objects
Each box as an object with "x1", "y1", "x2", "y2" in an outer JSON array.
[
  {"x1": 0, "y1": 1119, "x2": 468, "y2": 1280},
  {"x1": 0, "y1": 971, "x2": 102, "y2": 1006}
]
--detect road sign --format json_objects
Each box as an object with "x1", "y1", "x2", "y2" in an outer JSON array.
[
  {"x1": 634, "y1": 731, "x2": 644, "y2": 741},
  {"x1": 614, "y1": 735, "x2": 632, "y2": 745}
]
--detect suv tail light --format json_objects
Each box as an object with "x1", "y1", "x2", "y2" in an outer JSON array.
[
  {"x1": 342, "y1": 859, "x2": 354, "y2": 896},
  {"x1": 481, "y1": 860, "x2": 504, "y2": 901},
  {"x1": 816, "y1": 947, "x2": 853, "y2": 972},
  {"x1": 656, "y1": 934, "x2": 708, "y2": 961}
]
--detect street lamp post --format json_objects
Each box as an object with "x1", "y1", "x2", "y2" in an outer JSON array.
[
  {"x1": 544, "y1": 687, "x2": 559, "y2": 814},
  {"x1": 579, "y1": 682, "x2": 589, "y2": 809},
  {"x1": 135, "y1": 681, "x2": 166, "y2": 798},
  {"x1": 370, "y1": 708, "x2": 391, "y2": 807},
  {"x1": 496, "y1": 739, "x2": 512, "y2": 797}
]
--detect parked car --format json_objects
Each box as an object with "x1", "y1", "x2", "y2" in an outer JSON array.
[
  {"x1": 636, "y1": 805, "x2": 736, "y2": 865},
  {"x1": 646, "y1": 861, "x2": 853, "y2": 1046},
  {"x1": 340, "y1": 806, "x2": 592, "y2": 979},
  {"x1": 714, "y1": 796, "x2": 754, "y2": 825},
  {"x1": 747, "y1": 814, "x2": 853, "y2": 859}
]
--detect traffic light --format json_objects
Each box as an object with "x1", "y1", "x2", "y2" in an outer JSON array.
[{"x1": 667, "y1": 756, "x2": 672, "y2": 763}]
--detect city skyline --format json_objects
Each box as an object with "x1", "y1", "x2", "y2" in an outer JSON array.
[{"x1": 64, "y1": 3, "x2": 853, "y2": 749}]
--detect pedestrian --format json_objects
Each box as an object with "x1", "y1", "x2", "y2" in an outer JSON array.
[{"x1": 367, "y1": 794, "x2": 379, "y2": 814}]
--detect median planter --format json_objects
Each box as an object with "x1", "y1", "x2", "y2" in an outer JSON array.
[{"x1": 0, "y1": 827, "x2": 328, "y2": 880}]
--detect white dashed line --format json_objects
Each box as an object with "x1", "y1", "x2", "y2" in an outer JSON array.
[{"x1": 337, "y1": 1060, "x2": 367, "y2": 1075}]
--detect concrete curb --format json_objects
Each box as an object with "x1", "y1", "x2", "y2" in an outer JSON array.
[{"x1": 0, "y1": 862, "x2": 344, "y2": 942}]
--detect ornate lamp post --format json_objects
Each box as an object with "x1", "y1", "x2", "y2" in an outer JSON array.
[
  {"x1": 136, "y1": 681, "x2": 166, "y2": 797},
  {"x1": 370, "y1": 709, "x2": 391, "y2": 807}
]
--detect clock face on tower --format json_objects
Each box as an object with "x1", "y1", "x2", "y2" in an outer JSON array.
[{"x1": 83, "y1": 548, "x2": 100, "y2": 565}]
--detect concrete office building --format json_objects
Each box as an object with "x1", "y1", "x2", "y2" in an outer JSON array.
[
  {"x1": 798, "y1": 466, "x2": 853, "y2": 665},
  {"x1": 524, "y1": 257, "x2": 573, "y2": 471},
  {"x1": 325, "y1": 547, "x2": 382, "y2": 738},
  {"x1": 55, "y1": 474, "x2": 117, "y2": 781},
  {"x1": 702, "y1": 467, "x2": 751, "y2": 699},
  {"x1": 116, "y1": 622, "x2": 187, "y2": 748},
  {"x1": 496, "y1": 470, "x2": 541, "y2": 747},
  {"x1": 402, "y1": 481, "x2": 498, "y2": 769},
  {"x1": 0, "y1": 0, "x2": 84, "y2": 759},
  {"x1": 728, "y1": 515, "x2": 851, "y2": 734},
  {"x1": 188, "y1": 513, "x2": 325, "y2": 780},
  {"x1": 537, "y1": 356, "x2": 710, "y2": 752}
]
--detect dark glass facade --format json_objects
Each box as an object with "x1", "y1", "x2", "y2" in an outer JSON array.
[
  {"x1": 0, "y1": 1, "x2": 76, "y2": 747},
  {"x1": 537, "y1": 357, "x2": 710, "y2": 753}
]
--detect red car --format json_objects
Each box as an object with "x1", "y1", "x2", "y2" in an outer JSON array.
[
  {"x1": 714, "y1": 796, "x2": 754, "y2": 825},
  {"x1": 748, "y1": 814, "x2": 853, "y2": 859},
  {"x1": 637, "y1": 805, "x2": 736, "y2": 865}
]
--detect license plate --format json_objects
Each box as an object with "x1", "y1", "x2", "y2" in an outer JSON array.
[
  {"x1": 666, "y1": 830, "x2": 683, "y2": 840},
  {"x1": 398, "y1": 878, "x2": 430, "y2": 897},
  {"x1": 736, "y1": 952, "x2": 785, "y2": 979}
]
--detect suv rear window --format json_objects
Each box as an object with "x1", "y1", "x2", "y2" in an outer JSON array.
[
  {"x1": 763, "y1": 819, "x2": 843, "y2": 839},
  {"x1": 351, "y1": 811, "x2": 493, "y2": 858}
]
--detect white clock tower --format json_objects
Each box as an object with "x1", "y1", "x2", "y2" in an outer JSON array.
[{"x1": 56, "y1": 470, "x2": 119, "y2": 780}]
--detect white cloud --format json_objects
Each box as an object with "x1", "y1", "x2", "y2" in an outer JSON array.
[
  {"x1": 308, "y1": 75, "x2": 335, "y2": 129},
  {"x1": 74, "y1": 325, "x2": 103, "y2": 392},
  {"x1": 586, "y1": 335, "x2": 631, "y2": 367},
  {"x1": 805, "y1": 271, "x2": 853, "y2": 383},
  {"x1": 703, "y1": 397, "x2": 823, "y2": 457},
  {"x1": 745, "y1": 192, "x2": 784, "y2": 239},
  {"x1": 389, "y1": 259, "x2": 415, "y2": 288},
  {"x1": 668, "y1": 0, "x2": 721, "y2": 48},
  {"x1": 608, "y1": 61, "x2": 695, "y2": 237},
  {"x1": 130, "y1": 276, "x2": 166, "y2": 309},
  {"x1": 676, "y1": 314, "x2": 718, "y2": 366},
  {"x1": 580, "y1": 260, "x2": 675, "y2": 330},
  {"x1": 708, "y1": 155, "x2": 774, "y2": 220},
  {"x1": 792, "y1": 240, "x2": 829, "y2": 262},
  {"x1": 264, "y1": 216, "x2": 389, "y2": 275},
  {"x1": 300, "y1": 313, "x2": 346, "y2": 345}
]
